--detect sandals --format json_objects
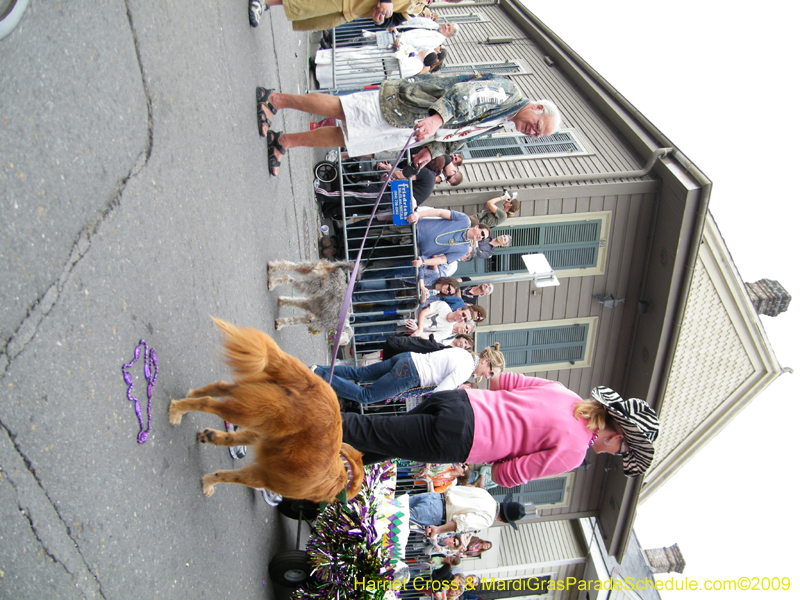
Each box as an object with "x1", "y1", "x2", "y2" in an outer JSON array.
[
  {"x1": 266, "y1": 130, "x2": 286, "y2": 177},
  {"x1": 256, "y1": 87, "x2": 278, "y2": 137},
  {"x1": 249, "y1": 0, "x2": 267, "y2": 27}
]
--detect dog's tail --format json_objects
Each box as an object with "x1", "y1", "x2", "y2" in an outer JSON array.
[
  {"x1": 211, "y1": 317, "x2": 271, "y2": 382},
  {"x1": 340, "y1": 443, "x2": 365, "y2": 500}
]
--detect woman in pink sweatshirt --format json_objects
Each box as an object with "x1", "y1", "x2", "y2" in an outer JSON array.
[{"x1": 342, "y1": 373, "x2": 660, "y2": 484}]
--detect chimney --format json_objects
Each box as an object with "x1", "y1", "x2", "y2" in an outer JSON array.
[
  {"x1": 644, "y1": 544, "x2": 685, "y2": 574},
  {"x1": 745, "y1": 279, "x2": 791, "y2": 317}
]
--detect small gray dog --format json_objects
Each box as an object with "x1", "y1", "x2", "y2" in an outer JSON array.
[{"x1": 267, "y1": 259, "x2": 358, "y2": 344}]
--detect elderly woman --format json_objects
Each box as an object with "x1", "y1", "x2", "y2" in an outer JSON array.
[
  {"x1": 313, "y1": 344, "x2": 504, "y2": 405},
  {"x1": 457, "y1": 280, "x2": 493, "y2": 305},
  {"x1": 475, "y1": 233, "x2": 512, "y2": 260},
  {"x1": 342, "y1": 378, "x2": 660, "y2": 486}
]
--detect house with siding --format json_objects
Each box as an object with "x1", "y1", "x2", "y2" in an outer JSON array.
[
  {"x1": 316, "y1": 1, "x2": 788, "y2": 596},
  {"x1": 417, "y1": 0, "x2": 708, "y2": 571}
]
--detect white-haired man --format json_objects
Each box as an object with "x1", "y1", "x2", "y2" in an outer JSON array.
[{"x1": 255, "y1": 73, "x2": 562, "y2": 176}]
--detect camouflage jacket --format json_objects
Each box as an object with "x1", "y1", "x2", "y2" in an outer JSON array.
[{"x1": 378, "y1": 73, "x2": 528, "y2": 157}]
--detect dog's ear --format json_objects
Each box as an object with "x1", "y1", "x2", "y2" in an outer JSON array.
[{"x1": 340, "y1": 443, "x2": 365, "y2": 500}]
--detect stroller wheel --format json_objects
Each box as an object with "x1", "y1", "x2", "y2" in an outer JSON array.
[{"x1": 314, "y1": 160, "x2": 338, "y2": 184}]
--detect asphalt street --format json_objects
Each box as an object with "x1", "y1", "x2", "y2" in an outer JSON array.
[{"x1": 1, "y1": 1, "x2": 327, "y2": 598}]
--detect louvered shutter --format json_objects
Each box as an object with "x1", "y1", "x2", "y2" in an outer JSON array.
[
  {"x1": 476, "y1": 323, "x2": 588, "y2": 368},
  {"x1": 437, "y1": 61, "x2": 522, "y2": 76},
  {"x1": 488, "y1": 477, "x2": 568, "y2": 505},
  {"x1": 462, "y1": 131, "x2": 582, "y2": 159},
  {"x1": 439, "y1": 13, "x2": 486, "y2": 23},
  {"x1": 457, "y1": 220, "x2": 601, "y2": 276}
]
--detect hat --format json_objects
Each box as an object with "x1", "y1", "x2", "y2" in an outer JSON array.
[
  {"x1": 498, "y1": 492, "x2": 525, "y2": 530},
  {"x1": 591, "y1": 386, "x2": 660, "y2": 477}
]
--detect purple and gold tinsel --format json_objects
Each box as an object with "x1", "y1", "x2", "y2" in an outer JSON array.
[{"x1": 292, "y1": 462, "x2": 395, "y2": 600}]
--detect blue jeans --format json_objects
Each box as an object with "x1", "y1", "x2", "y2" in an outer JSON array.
[
  {"x1": 408, "y1": 493, "x2": 445, "y2": 526},
  {"x1": 313, "y1": 353, "x2": 420, "y2": 404},
  {"x1": 353, "y1": 279, "x2": 417, "y2": 307}
]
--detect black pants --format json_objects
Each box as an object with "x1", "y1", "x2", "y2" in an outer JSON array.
[{"x1": 342, "y1": 389, "x2": 475, "y2": 464}]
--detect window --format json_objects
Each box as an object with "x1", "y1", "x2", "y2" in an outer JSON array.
[
  {"x1": 457, "y1": 212, "x2": 611, "y2": 279},
  {"x1": 439, "y1": 12, "x2": 490, "y2": 23},
  {"x1": 462, "y1": 129, "x2": 587, "y2": 161},
  {"x1": 437, "y1": 59, "x2": 527, "y2": 76},
  {"x1": 488, "y1": 473, "x2": 574, "y2": 509},
  {"x1": 476, "y1": 317, "x2": 598, "y2": 372}
]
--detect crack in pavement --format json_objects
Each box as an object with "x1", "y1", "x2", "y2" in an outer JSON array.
[
  {"x1": 0, "y1": 0, "x2": 154, "y2": 381},
  {"x1": 0, "y1": 419, "x2": 107, "y2": 599},
  {"x1": 0, "y1": 4, "x2": 155, "y2": 597}
]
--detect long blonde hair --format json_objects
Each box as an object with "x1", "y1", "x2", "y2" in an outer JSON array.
[
  {"x1": 573, "y1": 399, "x2": 608, "y2": 432},
  {"x1": 479, "y1": 343, "x2": 505, "y2": 372},
  {"x1": 447, "y1": 574, "x2": 467, "y2": 598}
]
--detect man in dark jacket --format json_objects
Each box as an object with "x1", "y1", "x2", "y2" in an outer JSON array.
[{"x1": 382, "y1": 332, "x2": 473, "y2": 359}]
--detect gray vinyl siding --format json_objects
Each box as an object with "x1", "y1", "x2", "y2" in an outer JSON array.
[
  {"x1": 430, "y1": 4, "x2": 650, "y2": 198},
  {"x1": 467, "y1": 521, "x2": 587, "y2": 599}
]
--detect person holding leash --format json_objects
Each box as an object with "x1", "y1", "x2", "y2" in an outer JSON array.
[{"x1": 342, "y1": 379, "x2": 660, "y2": 486}]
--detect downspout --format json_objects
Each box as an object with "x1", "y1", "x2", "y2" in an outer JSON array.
[{"x1": 444, "y1": 147, "x2": 672, "y2": 192}]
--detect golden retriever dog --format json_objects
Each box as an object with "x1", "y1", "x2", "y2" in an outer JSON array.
[{"x1": 168, "y1": 317, "x2": 364, "y2": 502}]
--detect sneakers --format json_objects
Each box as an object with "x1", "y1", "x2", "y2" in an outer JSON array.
[
  {"x1": 260, "y1": 489, "x2": 282, "y2": 506},
  {"x1": 249, "y1": 0, "x2": 265, "y2": 27},
  {"x1": 502, "y1": 188, "x2": 511, "y2": 200},
  {"x1": 510, "y1": 192, "x2": 518, "y2": 200},
  {"x1": 225, "y1": 421, "x2": 247, "y2": 459}
]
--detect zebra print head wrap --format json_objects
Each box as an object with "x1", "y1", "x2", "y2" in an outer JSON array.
[{"x1": 591, "y1": 386, "x2": 660, "y2": 477}]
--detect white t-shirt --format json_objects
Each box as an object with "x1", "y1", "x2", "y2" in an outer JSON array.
[
  {"x1": 410, "y1": 347, "x2": 474, "y2": 392},
  {"x1": 419, "y1": 300, "x2": 456, "y2": 342}
]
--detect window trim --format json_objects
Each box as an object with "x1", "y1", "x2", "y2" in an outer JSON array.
[
  {"x1": 462, "y1": 128, "x2": 592, "y2": 163},
  {"x1": 477, "y1": 317, "x2": 598, "y2": 372}
]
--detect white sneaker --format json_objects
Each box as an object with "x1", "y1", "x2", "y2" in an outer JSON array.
[{"x1": 260, "y1": 489, "x2": 282, "y2": 506}]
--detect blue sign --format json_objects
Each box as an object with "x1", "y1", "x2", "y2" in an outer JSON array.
[{"x1": 391, "y1": 180, "x2": 413, "y2": 225}]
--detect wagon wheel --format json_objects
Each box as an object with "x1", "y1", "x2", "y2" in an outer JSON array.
[
  {"x1": 268, "y1": 550, "x2": 312, "y2": 588},
  {"x1": 314, "y1": 160, "x2": 338, "y2": 184},
  {"x1": 277, "y1": 497, "x2": 320, "y2": 521}
]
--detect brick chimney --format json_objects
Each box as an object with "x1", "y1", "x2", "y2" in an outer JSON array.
[
  {"x1": 644, "y1": 544, "x2": 685, "y2": 574},
  {"x1": 745, "y1": 279, "x2": 791, "y2": 317}
]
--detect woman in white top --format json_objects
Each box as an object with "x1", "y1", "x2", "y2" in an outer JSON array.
[
  {"x1": 314, "y1": 44, "x2": 442, "y2": 90},
  {"x1": 312, "y1": 345, "x2": 505, "y2": 405}
]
